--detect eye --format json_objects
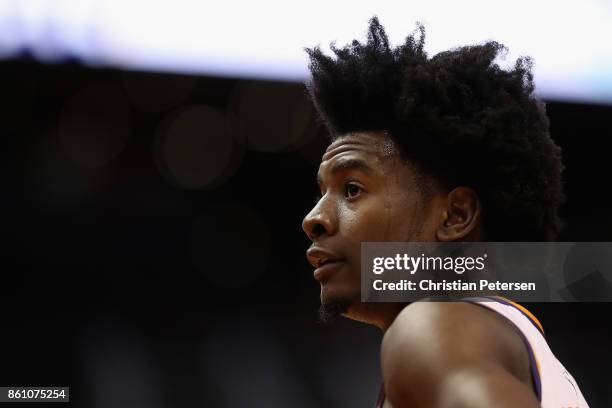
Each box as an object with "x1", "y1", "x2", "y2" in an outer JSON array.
[{"x1": 344, "y1": 182, "x2": 363, "y2": 200}]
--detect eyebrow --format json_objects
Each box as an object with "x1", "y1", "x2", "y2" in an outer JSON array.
[{"x1": 317, "y1": 158, "x2": 374, "y2": 186}]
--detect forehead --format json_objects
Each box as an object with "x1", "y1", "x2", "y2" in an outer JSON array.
[
  {"x1": 316, "y1": 132, "x2": 402, "y2": 186},
  {"x1": 321, "y1": 132, "x2": 397, "y2": 164}
]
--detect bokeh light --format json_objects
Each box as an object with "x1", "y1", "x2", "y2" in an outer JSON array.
[
  {"x1": 154, "y1": 105, "x2": 238, "y2": 190},
  {"x1": 77, "y1": 320, "x2": 163, "y2": 408},
  {"x1": 121, "y1": 71, "x2": 197, "y2": 113},
  {"x1": 200, "y1": 316, "x2": 316, "y2": 407},
  {"x1": 228, "y1": 81, "x2": 317, "y2": 152},
  {"x1": 57, "y1": 83, "x2": 131, "y2": 168}
]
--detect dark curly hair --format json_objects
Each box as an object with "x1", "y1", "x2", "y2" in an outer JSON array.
[{"x1": 304, "y1": 16, "x2": 565, "y2": 241}]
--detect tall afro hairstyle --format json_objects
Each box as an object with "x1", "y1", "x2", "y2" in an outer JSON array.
[{"x1": 304, "y1": 16, "x2": 565, "y2": 241}]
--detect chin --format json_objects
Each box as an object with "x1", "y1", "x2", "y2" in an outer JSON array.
[
  {"x1": 320, "y1": 282, "x2": 359, "y2": 306},
  {"x1": 318, "y1": 298, "x2": 351, "y2": 323},
  {"x1": 318, "y1": 285, "x2": 360, "y2": 322}
]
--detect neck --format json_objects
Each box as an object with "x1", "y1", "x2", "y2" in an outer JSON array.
[{"x1": 345, "y1": 302, "x2": 410, "y2": 332}]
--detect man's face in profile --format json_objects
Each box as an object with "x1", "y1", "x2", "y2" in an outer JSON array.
[{"x1": 302, "y1": 131, "x2": 440, "y2": 321}]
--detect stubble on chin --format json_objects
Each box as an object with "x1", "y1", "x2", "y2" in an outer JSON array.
[{"x1": 317, "y1": 298, "x2": 353, "y2": 323}]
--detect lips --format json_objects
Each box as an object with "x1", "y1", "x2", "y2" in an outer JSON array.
[
  {"x1": 306, "y1": 247, "x2": 345, "y2": 282},
  {"x1": 313, "y1": 260, "x2": 344, "y2": 282}
]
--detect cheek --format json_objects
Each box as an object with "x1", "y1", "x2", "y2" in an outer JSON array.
[
  {"x1": 354, "y1": 192, "x2": 422, "y2": 242},
  {"x1": 339, "y1": 196, "x2": 415, "y2": 245},
  {"x1": 339, "y1": 201, "x2": 388, "y2": 241},
  {"x1": 335, "y1": 202, "x2": 387, "y2": 278},
  {"x1": 386, "y1": 200, "x2": 423, "y2": 240}
]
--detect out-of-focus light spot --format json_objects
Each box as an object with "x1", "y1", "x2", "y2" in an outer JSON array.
[
  {"x1": 229, "y1": 82, "x2": 317, "y2": 152},
  {"x1": 200, "y1": 316, "x2": 316, "y2": 407},
  {"x1": 58, "y1": 83, "x2": 131, "y2": 168},
  {"x1": 154, "y1": 105, "x2": 237, "y2": 190},
  {"x1": 190, "y1": 202, "x2": 270, "y2": 289},
  {"x1": 121, "y1": 71, "x2": 197, "y2": 113},
  {"x1": 77, "y1": 320, "x2": 163, "y2": 408}
]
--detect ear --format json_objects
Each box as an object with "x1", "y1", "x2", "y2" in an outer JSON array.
[{"x1": 435, "y1": 187, "x2": 483, "y2": 241}]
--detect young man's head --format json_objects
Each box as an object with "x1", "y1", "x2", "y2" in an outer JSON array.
[{"x1": 301, "y1": 17, "x2": 565, "y2": 324}]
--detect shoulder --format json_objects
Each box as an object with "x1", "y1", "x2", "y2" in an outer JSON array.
[{"x1": 381, "y1": 301, "x2": 533, "y2": 406}]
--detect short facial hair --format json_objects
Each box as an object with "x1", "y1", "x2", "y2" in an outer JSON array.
[{"x1": 318, "y1": 297, "x2": 353, "y2": 323}]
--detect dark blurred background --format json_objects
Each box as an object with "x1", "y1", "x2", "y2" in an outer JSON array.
[{"x1": 1, "y1": 59, "x2": 611, "y2": 407}]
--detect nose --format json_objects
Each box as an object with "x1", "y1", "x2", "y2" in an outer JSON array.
[{"x1": 302, "y1": 196, "x2": 336, "y2": 241}]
